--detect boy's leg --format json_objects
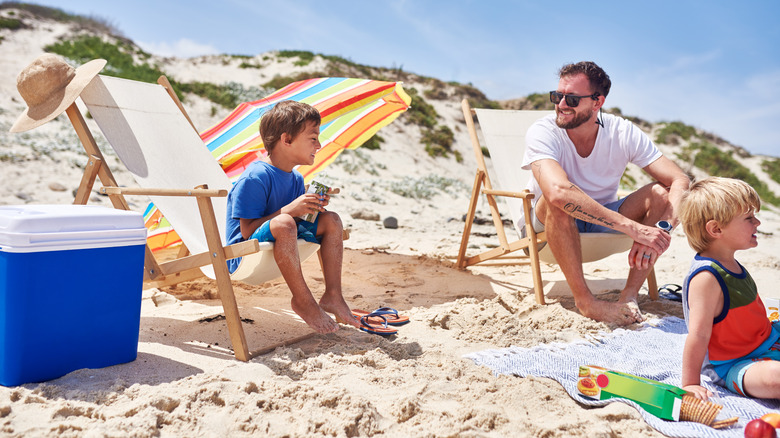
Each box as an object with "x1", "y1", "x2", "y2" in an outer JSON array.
[
  {"x1": 741, "y1": 359, "x2": 780, "y2": 399},
  {"x1": 314, "y1": 212, "x2": 361, "y2": 329},
  {"x1": 269, "y1": 214, "x2": 340, "y2": 334}
]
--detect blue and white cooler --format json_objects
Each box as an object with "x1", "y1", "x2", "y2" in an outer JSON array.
[{"x1": 0, "y1": 204, "x2": 147, "y2": 386}]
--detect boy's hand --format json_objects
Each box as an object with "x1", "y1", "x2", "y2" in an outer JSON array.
[
  {"x1": 683, "y1": 384, "x2": 713, "y2": 401},
  {"x1": 286, "y1": 193, "x2": 325, "y2": 217},
  {"x1": 319, "y1": 187, "x2": 340, "y2": 208}
]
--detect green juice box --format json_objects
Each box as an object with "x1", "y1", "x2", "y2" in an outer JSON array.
[{"x1": 301, "y1": 181, "x2": 330, "y2": 223}]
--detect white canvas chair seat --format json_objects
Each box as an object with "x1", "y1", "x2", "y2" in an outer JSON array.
[
  {"x1": 230, "y1": 240, "x2": 319, "y2": 283},
  {"x1": 80, "y1": 75, "x2": 319, "y2": 284},
  {"x1": 456, "y1": 100, "x2": 657, "y2": 304}
]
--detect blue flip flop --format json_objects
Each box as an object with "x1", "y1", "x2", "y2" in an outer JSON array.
[
  {"x1": 658, "y1": 284, "x2": 682, "y2": 302},
  {"x1": 356, "y1": 314, "x2": 397, "y2": 336},
  {"x1": 352, "y1": 307, "x2": 410, "y2": 326}
]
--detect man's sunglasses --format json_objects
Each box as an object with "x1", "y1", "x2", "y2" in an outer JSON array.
[{"x1": 549, "y1": 91, "x2": 600, "y2": 107}]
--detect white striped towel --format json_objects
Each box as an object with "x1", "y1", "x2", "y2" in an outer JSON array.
[{"x1": 465, "y1": 316, "x2": 779, "y2": 437}]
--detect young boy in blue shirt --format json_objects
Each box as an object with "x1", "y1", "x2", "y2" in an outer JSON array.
[
  {"x1": 225, "y1": 100, "x2": 361, "y2": 334},
  {"x1": 678, "y1": 177, "x2": 780, "y2": 400}
]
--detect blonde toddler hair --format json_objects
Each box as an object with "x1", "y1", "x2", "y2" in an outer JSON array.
[{"x1": 678, "y1": 177, "x2": 761, "y2": 253}]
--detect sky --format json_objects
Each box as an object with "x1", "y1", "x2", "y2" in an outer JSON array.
[{"x1": 35, "y1": 0, "x2": 780, "y2": 157}]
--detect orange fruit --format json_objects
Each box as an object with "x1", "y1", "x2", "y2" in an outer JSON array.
[{"x1": 761, "y1": 412, "x2": 780, "y2": 428}]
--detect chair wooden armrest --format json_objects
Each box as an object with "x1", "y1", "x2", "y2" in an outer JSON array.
[
  {"x1": 482, "y1": 189, "x2": 535, "y2": 200},
  {"x1": 100, "y1": 186, "x2": 227, "y2": 198}
]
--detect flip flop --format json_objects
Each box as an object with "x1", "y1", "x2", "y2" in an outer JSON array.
[
  {"x1": 357, "y1": 314, "x2": 398, "y2": 336},
  {"x1": 351, "y1": 307, "x2": 410, "y2": 326},
  {"x1": 658, "y1": 284, "x2": 683, "y2": 302}
]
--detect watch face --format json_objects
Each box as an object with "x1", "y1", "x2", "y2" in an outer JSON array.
[{"x1": 656, "y1": 220, "x2": 672, "y2": 232}]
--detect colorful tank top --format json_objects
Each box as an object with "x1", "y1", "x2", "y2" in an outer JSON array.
[{"x1": 682, "y1": 255, "x2": 778, "y2": 380}]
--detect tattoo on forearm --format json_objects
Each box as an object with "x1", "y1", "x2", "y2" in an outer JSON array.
[{"x1": 563, "y1": 203, "x2": 616, "y2": 228}]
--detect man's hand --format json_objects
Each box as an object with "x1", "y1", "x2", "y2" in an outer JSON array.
[
  {"x1": 628, "y1": 224, "x2": 671, "y2": 269},
  {"x1": 628, "y1": 242, "x2": 658, "y2": 270}
]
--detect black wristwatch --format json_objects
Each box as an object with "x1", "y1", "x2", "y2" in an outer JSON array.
[{"x1": 656, "y1": 220, "x2": 672, "y2": 234}]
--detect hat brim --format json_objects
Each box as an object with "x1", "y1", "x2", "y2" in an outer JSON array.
[{"x1": 10, "y1": 58, "x2": 107, "y2": 133}]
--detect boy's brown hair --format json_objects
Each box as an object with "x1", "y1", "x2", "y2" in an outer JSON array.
[
  {"x1": 678, "y1": 177, "x2": 761, "y2": 253},
  {"x1": 260, "y1": 100, "x2": 321, "y2": 154}
]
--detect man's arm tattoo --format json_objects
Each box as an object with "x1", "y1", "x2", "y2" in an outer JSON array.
[{"x1": 563, "y1": 203, "x2": 616, "y2": 228}]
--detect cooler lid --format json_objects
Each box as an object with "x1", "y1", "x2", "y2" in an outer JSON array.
[{"x1": 0, "y1": 205, "x2": 147, "y2": 253}]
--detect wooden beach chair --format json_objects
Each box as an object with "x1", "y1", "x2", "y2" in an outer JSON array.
[
  {"x1": 65, "y1": 74, "x2": 325, "y2": 361},
  {"x1": 456, "y1": 99, "x2": 658, "y2": 304}
]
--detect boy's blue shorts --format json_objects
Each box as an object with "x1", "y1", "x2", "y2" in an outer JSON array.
[
  {"x1": 250, "y1": 216, "x2": 322, "y2": 245},
  {"x1": 724, "y1": 339, "x2": 780, "y2": 396}
]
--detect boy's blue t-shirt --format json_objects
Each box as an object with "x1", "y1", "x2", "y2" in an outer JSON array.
[{"x1": 225, "y1": 160, "x2": 305, "y2": 272}]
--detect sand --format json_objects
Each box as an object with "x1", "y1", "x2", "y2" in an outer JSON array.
[
  {"x1": 2, "y1": 11, "x2": 780, "y2": 438},
  {"x1": 2, "y1": 205, "x2": 779, "y2": 437}
]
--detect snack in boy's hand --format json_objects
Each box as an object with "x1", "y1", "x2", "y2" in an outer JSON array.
[{"x1": 300, "y1": 180, "x2": 330, "y2": 223}]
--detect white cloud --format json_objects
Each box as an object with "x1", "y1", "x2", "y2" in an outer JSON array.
[{"x1": 136, "y1": 38, "x2": 219, "y2": 58}]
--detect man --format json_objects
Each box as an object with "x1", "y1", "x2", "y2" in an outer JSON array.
[{"x1": 522, "y1": 61, "x2": 689, "y2": 325}]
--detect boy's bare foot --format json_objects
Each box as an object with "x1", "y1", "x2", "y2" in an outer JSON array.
[
  {"x1": 578, "y1": 298, "x2": 643, "y2": 326},
  {"x1": 319, "y1": 293, "x2": 362, "y2": 329},
  {"x1": 290, "y1": 296, "x2": 339, "y2": 334}
]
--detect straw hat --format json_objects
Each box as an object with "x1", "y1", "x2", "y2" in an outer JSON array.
[{"x1": 9, "y1": 54, "x2": 106, "y2": 133}]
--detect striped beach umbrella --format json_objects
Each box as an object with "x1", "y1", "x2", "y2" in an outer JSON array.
[
  {"x1": 202, "y1": 77, "x2": 411, "y2": 182},
  {"x1": 144, "y1": 77, "x2": 411, "y2": 251}
]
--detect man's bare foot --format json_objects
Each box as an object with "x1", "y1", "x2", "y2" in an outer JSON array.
[
  {"x1": 578, "y1": 298, "x2": 643, "y2": 326},
  {"x1": 319, "y1": 292, "x2": 362, "y2": 329},
  {"x1": 290, "y1": 296, "x2": 339, "y2": 334},
  {"x1": 619, "y1": 298, "x2": 644, "y2": 322}
]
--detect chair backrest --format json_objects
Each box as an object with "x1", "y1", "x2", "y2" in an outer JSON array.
[
  {"x1": 474, "y1": 108, "x2": 552, "y2": 236},
  {"x1": 80, "y1": 75, "x2": 231, "y2": 256}
]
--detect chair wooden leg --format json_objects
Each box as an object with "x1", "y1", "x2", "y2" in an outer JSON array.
[
  {"x1": 195, "y1": 186, "x2": 250, "y2": 361},
  {"x1": 74, "y1": 155, "x2": 102, "y2": 205},
  {"x1": 522, "y1": 197, "x2": 545, "y2": 305},
  {"x1": 457, "y1": 171, "x2": 484, "y2": 269},
  {"x1": 647, "y1": 266, "x2": 659, "y2": 300}
]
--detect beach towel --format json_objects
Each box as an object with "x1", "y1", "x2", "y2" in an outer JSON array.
[{"x1": 465, "y1": 316, "x2": 780, "y2": 437}]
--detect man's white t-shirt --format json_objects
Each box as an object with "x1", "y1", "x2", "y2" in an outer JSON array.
[{"x1": 522, "y1": 113, "x2": 662, "y2": 209}]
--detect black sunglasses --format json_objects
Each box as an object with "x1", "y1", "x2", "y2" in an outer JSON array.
[{"x1": 549, "y1": 91, "x2": 600, "y2": 107}]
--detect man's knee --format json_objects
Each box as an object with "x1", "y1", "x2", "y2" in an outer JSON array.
[
  {"x1": 649, "y1": 183, "x2": 671, "y2": 212},
  {"x1": 651, "y1": 182, "x2": 670, "y2": 202},
  {"x1": 543, "y1": 201, "x2": 575, "y2": 227}
]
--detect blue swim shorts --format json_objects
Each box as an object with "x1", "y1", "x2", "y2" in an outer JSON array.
[
  {"x1": 250, "y1": 216, "x2": 322, "y2": 245},
  {"x1": 723, "y1": 340, "x2": 780, "y2": 396}
]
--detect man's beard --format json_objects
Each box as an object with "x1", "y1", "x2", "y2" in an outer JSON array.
[{"x1": 555, "y1": 108, "x2": 592, "y2": 129}]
